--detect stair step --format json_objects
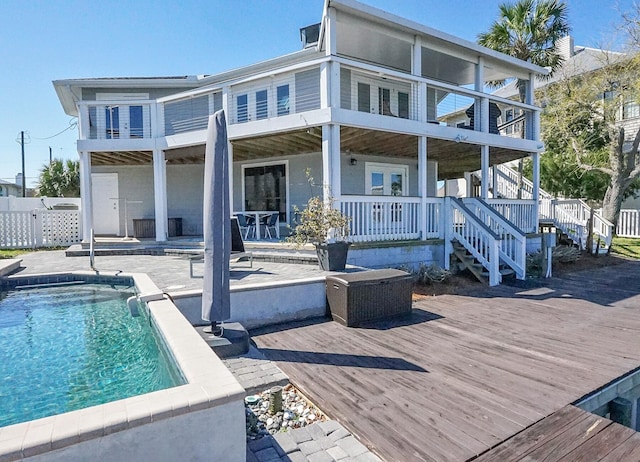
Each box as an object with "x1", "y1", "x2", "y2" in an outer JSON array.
[{"x1": 500, "y1": 268, "x2": 515, "y2": 276}]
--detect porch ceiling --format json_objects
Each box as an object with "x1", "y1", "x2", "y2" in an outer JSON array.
[
  {"x1": 91, "y1": 151, "x2": 152, "y2": 165},
  {"x1": 90, "y1": 128, "x2": 527, "y2": 178}
]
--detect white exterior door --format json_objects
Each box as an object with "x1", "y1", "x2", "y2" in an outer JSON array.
[
  {"x1": 91, "y1": 173, "x2": 119, "y2": 235},
  {"x1": 365, "y1": 163, "x2": 408, "y2": 196}
]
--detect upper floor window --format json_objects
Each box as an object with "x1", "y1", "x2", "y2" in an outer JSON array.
[
  {"x1": 237, "y1": 94, "x2": 248, "y2": 123},
  {"x1": 256, "y1": 90, "x2": 268, "y2": 120},
  {"x1": 106, "y1": 106, "x2": 119, "y2": 139},
  {"x1": 623, "y1": 100, "x2": 640, "y2": 119},
  {"x1": 277, "y1": 85, "x2": 290, "y2": 116},
  {"x1": 129, "y1": 106, "x2": 143, "y2": 138}
]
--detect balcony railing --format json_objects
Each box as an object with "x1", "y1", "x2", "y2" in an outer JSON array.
[
  {"x1": 79, "y1": 102, "x2": 154, "y2": 140},
  {"x1": 77, "y1": 59, "x2": 540, "y2": 143}
]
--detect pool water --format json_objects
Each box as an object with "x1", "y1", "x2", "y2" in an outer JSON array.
[{"x1": 0, "y1": 283, "x2": 185, "y2": 428}]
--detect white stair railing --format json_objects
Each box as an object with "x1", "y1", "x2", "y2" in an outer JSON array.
[
  {"x1": 492, "y1": 164, "x2": 612, "y2": 250},
  {"x1": 445, "y1": 197, "x2": 501, "y2": 286},
  {"x1": 463, "y1": 198, "x2": 526, "y2": 280}
]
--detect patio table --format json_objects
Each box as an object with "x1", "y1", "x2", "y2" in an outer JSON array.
[{"x1": 234, "y1": 211, "x2": 280, "y2": 240}]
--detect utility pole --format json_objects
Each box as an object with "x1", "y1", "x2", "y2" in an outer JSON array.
[
  {"x1": 49, "y1": 146, "x2": 52, "y2": 165},
  {"x1": 20, "y1": 131, "x2": 25, "y2": 197}
]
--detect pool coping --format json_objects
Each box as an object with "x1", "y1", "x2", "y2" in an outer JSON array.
[{"x1": 0, "y1": 270, "x2": 245, "y2": 461}]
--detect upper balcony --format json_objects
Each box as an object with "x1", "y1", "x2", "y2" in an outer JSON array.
[{"x1": 76, "y1": 57, "x2": 540, "y2": 155}]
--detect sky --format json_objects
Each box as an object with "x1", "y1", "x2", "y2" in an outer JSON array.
[{"x1": 0, "y1": 0, "x2": 635, "y2": 188}]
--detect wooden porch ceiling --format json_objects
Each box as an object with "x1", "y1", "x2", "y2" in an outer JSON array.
[{"x1": 90, "y1": 127, "x2": 527, "y2": 178}]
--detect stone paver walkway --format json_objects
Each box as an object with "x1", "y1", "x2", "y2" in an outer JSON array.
[
  {"x1": 222, "y1": 346, "x2": 289, "y2": 395},
  {"x1": 247, "y1": 420, "x2": 383, "y2": 462}
]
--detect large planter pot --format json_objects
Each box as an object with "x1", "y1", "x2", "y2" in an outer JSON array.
[{"x1": 315, "y1": 241, "x2": 351, "y2": 271}]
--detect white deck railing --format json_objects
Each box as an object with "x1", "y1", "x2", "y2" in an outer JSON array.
[
  {"x1": 340, "y1": 196, "x2": 423, "y2": 243},
  {"x1": 446, "y1": 198, "x2": 501, "y2": 286},
  {"x1": 0, "y1": 210, "x2": 81, "y2": 249},
  {"x1": 617, "y1": 209, "x2": 640, "y2": 237},
  {"x1": 486, "y1": 199, "x2": 537, "y2": 233},
  {"x1": 464, "y1": 198, "x2": 526, "y2": 280}
]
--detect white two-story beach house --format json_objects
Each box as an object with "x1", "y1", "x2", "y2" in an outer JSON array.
[{"x1": 54, "y1": 0, "x2": 551, "y2": 285}]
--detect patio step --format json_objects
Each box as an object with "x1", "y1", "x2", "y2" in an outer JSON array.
[{"x1": 65, "y1": 243, "x2": 320, "y2": 265}]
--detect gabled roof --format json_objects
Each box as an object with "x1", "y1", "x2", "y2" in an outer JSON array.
[{"x1": 493, "y1": 37, "x2": 626, "y2": 99}]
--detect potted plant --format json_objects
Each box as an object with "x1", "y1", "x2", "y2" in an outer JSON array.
[{"x1": 287, "y1": 171, "x2": 351, "y2": 271}]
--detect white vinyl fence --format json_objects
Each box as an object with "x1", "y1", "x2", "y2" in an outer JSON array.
[
  {"x1": 0, "y1": 209, "x2": 82, "y2": 249},
  {"x1": 617, "y1": 209, "x2": 640, "y2": 238}
]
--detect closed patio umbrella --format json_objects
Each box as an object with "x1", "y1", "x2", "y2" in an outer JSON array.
[{"x1": 201, "y1": 110, "x2": 231, "y2": 334}]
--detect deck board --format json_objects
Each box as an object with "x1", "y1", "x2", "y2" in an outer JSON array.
[{"x1": 251, "y1": 261, "x2": 640, "y2": 461}]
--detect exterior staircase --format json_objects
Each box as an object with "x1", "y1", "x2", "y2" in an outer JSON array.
[
  {"x1": 481, "y1": 164, "x2": 614, "y2": 253},
  {"x1": 451, "y1": 240, "x2": 515, "y2": 285}
]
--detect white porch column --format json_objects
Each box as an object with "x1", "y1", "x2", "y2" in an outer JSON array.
[
  {"x1": 153, "y1": 149, "x2": 168, "y2": 242},
  {"x1": 418, "y1": 136, "x2": 428, "y2": 239},
  {"x1": 325, "y1": 6, "x2": 337, "y2": 56},
  {"x1": 321, "y1": 61, "x2": 339, "y2": 109},
  {"x1": 532, "y1": 151, "x2": 540, "y2": 231},
  {"x1": 322, "y1": 124, "x2": 341, "y2": 204},
  {"x1": 481, "y1": 145, "x2": 490, "y2": 200},
  {"x1": 474, "y1": 57, "x2": 484, "y2": 131},
  {"x1": 463, "y1": 172, "x2": 472, "y2": 197},
  {"x1": 79, "y1": 151, "x2": 92, "y2": 242}
]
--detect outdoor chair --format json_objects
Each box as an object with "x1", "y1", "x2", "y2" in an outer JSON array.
[
  {"x1": 261, "y1": 213, "x2": 279, "y2": 239},
  {"x1": 189, "y1": 217, "x2": 253, "y2": 278},
  {"x1": 236, "y1": 213, "x2": 256, "y2": 240}
]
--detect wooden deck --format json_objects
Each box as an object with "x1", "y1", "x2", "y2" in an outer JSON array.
[
  {"x1": 251, "y1": 260, "x2": 640, "y2": 461},
  {"x1": 477, "y1": 405, "x2": 640, "y2": 461}
]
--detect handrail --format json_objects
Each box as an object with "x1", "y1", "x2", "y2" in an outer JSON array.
[
  {"x1": 448, "y1": 197, "x2": 501, "y2": 286},
  {"x1": 464, "y1": 198, "x2": 526, "y2": 280}
]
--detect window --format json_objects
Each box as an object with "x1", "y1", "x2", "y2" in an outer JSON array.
[
  {"x1": 105, "y1": 106, "x2": 119, "y2": 139},
  {"x1": 624, "y1": 100, "x2": 640, "y2": 119},
  {"x1": 378, "y1": 88, "x2": 392, "y2": 116},
  {"x1": 243, "y1": 163, "x2": 287, "y2": 222},
  {"x1": 237, "y1": 94, "x2": 248, "y2": 122},
  {"x1": 129, "y1": 106, "x2": 143, "y2": 138},
  {"x1": 398, "y1": 92, "x2": 409, "y2": 119},
  {"x1": 256, "y1": 90, "x2": 268, "y2": 120},
  {"x1": 212, "y1": 92, "x2": 223, "y2": 112},
  {"x1": 358, "y1": 83, "x2": 370, "y2": 113},
  {"x1": 277, "y1": 85, "x2": 289, "y2": 116}
]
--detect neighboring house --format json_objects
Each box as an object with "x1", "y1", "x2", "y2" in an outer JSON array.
[
  {"x1": 0, "y1": 178, "x2": 23, "y2": 197},
  {"x1": 53, "y1": 0, "x2": 547, "y2": 283}
]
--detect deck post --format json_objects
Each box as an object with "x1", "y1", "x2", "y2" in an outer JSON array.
[
  {"x1": 532, "y1": 151, "x2": 540, "y2": 230},
  {"x1": 153, "y1": 149, "x2": 168, "y2": 242},
  {"x1": 443, "y1": 197, "x2": 452, "y2": 270},
  {"x1": 418, "y1": 136, "x2": 427, "y2": 240},
  {"x1": 79, "y1": 150, "x2": 93, "y2": 242},
  {"x1": 322, "y1": 124, "x2": 341, "y2": 205},
  {"x1": 481, "y1": 145, "x2": 489, "y2": 200}
]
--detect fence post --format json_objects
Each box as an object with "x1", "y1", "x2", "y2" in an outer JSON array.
[{"x1": 33, "y1": 210, "x2": 42, "y2": 248}]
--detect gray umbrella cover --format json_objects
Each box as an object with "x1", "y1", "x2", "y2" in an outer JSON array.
[{"x1": 201, "y1": 110, "x2": 231, "y2": 323}]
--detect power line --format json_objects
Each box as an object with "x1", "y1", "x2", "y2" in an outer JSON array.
[{"x1": 31, "y1": 119, "x2": 78, "y2": 140}]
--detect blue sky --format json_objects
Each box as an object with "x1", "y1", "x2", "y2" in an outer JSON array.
[{"x1": 0, "y1": 0, "x2": 634, "y2": 188}]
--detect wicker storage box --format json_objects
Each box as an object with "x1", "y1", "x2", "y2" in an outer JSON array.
[
  {"x1": 133, "y1": 218, "x2": 183, "y2": 238},
  {"x1": 326, "y1": 269, "x2": 413, "y2": 327}
]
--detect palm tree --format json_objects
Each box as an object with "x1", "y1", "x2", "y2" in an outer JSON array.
[
  {"x1": 36, "y1": 159, "x2": 80, "y2": 197},
  {"x1": 478, "y1": 0, "x2": 570, "y2": 102}
]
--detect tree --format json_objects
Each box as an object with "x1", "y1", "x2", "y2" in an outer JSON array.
[
  {"x1": 538, "y1": 50, "x2": 640, "y2": 225},
  {"x1": 36, "y1": 159, "x2": 80, "y2": 197},
  {"x1": 478, "y1": 0, "x2": 570, "y2": 102}
]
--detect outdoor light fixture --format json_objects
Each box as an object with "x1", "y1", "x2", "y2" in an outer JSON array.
[{"x1": 350, "y1": 157, "x2": 357, "y2": 166}]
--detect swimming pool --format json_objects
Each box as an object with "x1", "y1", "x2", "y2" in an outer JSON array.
[
  {"x1": 0, "y1": 271, "x2": 245, "y2": 462},
  {"x1": 0, "y1": 281, "x2": 184, "y2": 428}
]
